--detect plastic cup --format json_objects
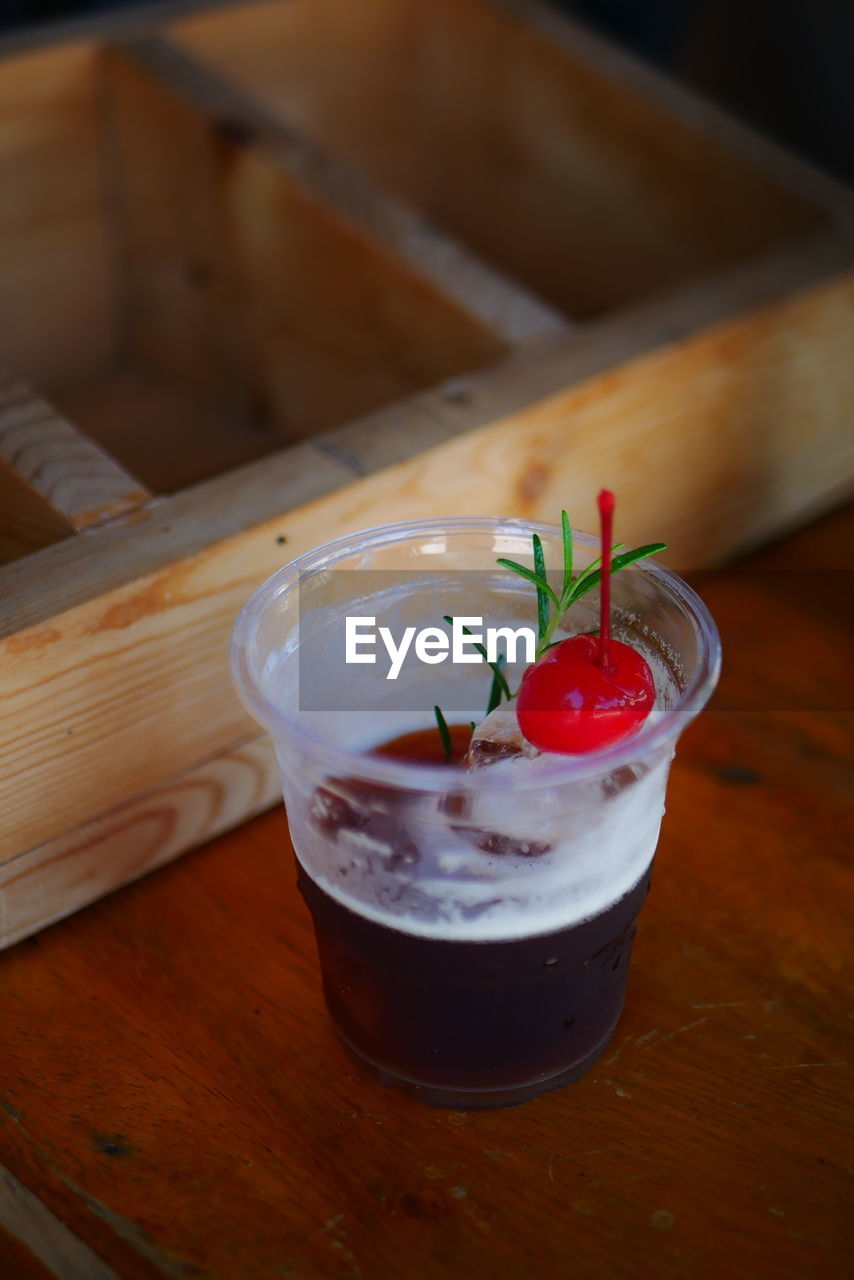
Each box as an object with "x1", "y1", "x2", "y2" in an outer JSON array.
[{"x1": 231, "y1": 518, "x2": 720, "y2": 1108}]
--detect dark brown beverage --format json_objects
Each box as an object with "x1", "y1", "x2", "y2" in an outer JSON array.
[
  {"x1": 297, "y1": 727, "x2": 652, "y2": 1108},
  {"x1": 298, "y1": 861, "x2": 650, "y2": 1107}
]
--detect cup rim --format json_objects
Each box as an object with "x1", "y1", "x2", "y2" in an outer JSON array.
[{"x1": 231, "y1": 516, "x2": 722, "y2": 790}]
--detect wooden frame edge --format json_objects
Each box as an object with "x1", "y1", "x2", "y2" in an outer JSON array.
[{"x1": 1, "y1": 222, "x2": 851, "y2": 639}]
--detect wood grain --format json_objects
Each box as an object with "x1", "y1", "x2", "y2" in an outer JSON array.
[
  {"x1": 0, "y1": 372, "x2": 150, "y2": 531},
  {"x1": 0, "y1": 505, "x2": 850, "y2": 1279},
  {"x1": 0, "y1": 438, "x2": 357, "y2": 859},
  {"x1": 171, "y1": 0, "x2": 826, "y2": 318},
  {"x1": 0, "y1": 735, "x2": 278, "y2": 950},
  {"x1": 0, "y1": 42, "x2": 114, "y2": 385},
  {"x1": 0, "y1": 462, "x2": 75, "y2": 565}
]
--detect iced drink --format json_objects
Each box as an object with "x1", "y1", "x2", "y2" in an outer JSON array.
[{"x1": 231, "y1": 518, "x2": 720, "y2": 1107}]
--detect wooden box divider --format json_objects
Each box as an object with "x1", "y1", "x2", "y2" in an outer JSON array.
[
  {"x1": 1, "y1": 0, "x2": 852, "y2": 947},
  {"x1": 0, "y1": 371, "x2": 152, "y2": 549},
  {"x1": 115, "y1": 34, "x2": 569, "y2": 345}
]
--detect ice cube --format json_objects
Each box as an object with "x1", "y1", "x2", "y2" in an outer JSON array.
[
  {"x1": 464, "y1": 827, "x2": 552, "y2": 858},
  {"x1": 466, "y1": 701, "x2": 540, "y2": 770},
  {"x1": 309, "y1": 781, "x2": 420, "y2": 868}
]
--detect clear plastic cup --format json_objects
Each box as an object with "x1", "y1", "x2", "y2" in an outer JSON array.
[{"x1": 231, "y1": 518, "x2": 721, "y2": 1107}]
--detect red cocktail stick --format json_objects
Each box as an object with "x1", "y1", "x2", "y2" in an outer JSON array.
[{"x1": 596, "y1": 488, "x2": 615, "y2": 671}]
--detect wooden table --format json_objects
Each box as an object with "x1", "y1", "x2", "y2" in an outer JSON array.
[{"x1": 1, "y1": 506, "x2": 851, "y2": 1280}]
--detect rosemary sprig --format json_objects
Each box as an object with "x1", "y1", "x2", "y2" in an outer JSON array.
[
  {"x1": 433, "y1": 511, "x2": 665, "y2": 755},
  {"x1": 485, "y1": 654, "x2": 507, "y2": 715},
  {"x1": 532, "y1": 534, "x2": 550, "y2": 642},
  {"x1": 434, "y1": 705, "x2": 453, "y2": 761},
  {"x1": 433, "y1": 622, "x2": 510, "y2": 755},
  {"x1": 497, "y1": 511, "x2": 665, "y2": 660},
  {"x1": 561, "y1": 509, "x2": 573, "y2": 598}
]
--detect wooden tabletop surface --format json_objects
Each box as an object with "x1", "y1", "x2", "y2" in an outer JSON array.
[{"x1": 1, "y1": 505, "x2": 851, "y2": 1280}]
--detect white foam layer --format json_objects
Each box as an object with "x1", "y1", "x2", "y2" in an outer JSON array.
[
  {"x1": 286, "y1": 748, "x2": 671, "y2": 942},
  {"x1": 274, "y1": 615, "x2": 680, "y2": 943}
]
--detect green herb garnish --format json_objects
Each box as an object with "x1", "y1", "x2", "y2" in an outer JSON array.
[
  {"x1": 434, "y1": 511, "x2": 666, "y2": 756},
  {"x1": 434, "y1": 705, "x2": 453, "y2": 762},
  {"x1": 498, "y1": 511, "x2": 665, "y2": 660},
  {"x1": 485, "y1": 653, "x2": 507, "y2": 715}
]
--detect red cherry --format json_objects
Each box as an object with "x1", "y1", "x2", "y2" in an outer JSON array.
[
  {"x1": 515, "y1": 490, "x2": 655, "y2": 754},
  {"x1": 516, "y1": 633, "x2": 655, "y2": 754}
]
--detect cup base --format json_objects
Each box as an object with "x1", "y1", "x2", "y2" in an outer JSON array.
[{"x1": 335, "y1": 1021, "x2": 620, "y2": 1109}]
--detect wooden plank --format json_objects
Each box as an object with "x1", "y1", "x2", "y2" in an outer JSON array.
[
  {"x1": 0, "y1": 735, "x2": 279, "y2": 950},
  {"x1": 0, "y1": 265, "x2": 851, "y2": 860},
  {"x1": 171, "y1": 0, "x2": 827, "y2": 319},
  {"x1": 0, "y1": 440, "x2": 357, "y2": 857},
  {"x1": 115, "y1": 35, "x2": 567, "y2": 345},
  {"x1": 0, "y1": 43, "x2": 115, "y2": 385},
  {"x1": 0, "y1": 372, "x2": 150, "y2": 529},
  {"x1": 314, "y1": 231, "x2": 854, "y2": 479}
]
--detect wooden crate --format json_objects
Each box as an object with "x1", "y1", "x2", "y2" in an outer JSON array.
[{"x1": 1, "y1": 0, "x2": 852, "y2": 948}]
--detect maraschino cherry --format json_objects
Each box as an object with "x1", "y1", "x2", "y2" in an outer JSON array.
[{"x1": 516, "y1": 491, "x2": 655, "y2": 754}]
